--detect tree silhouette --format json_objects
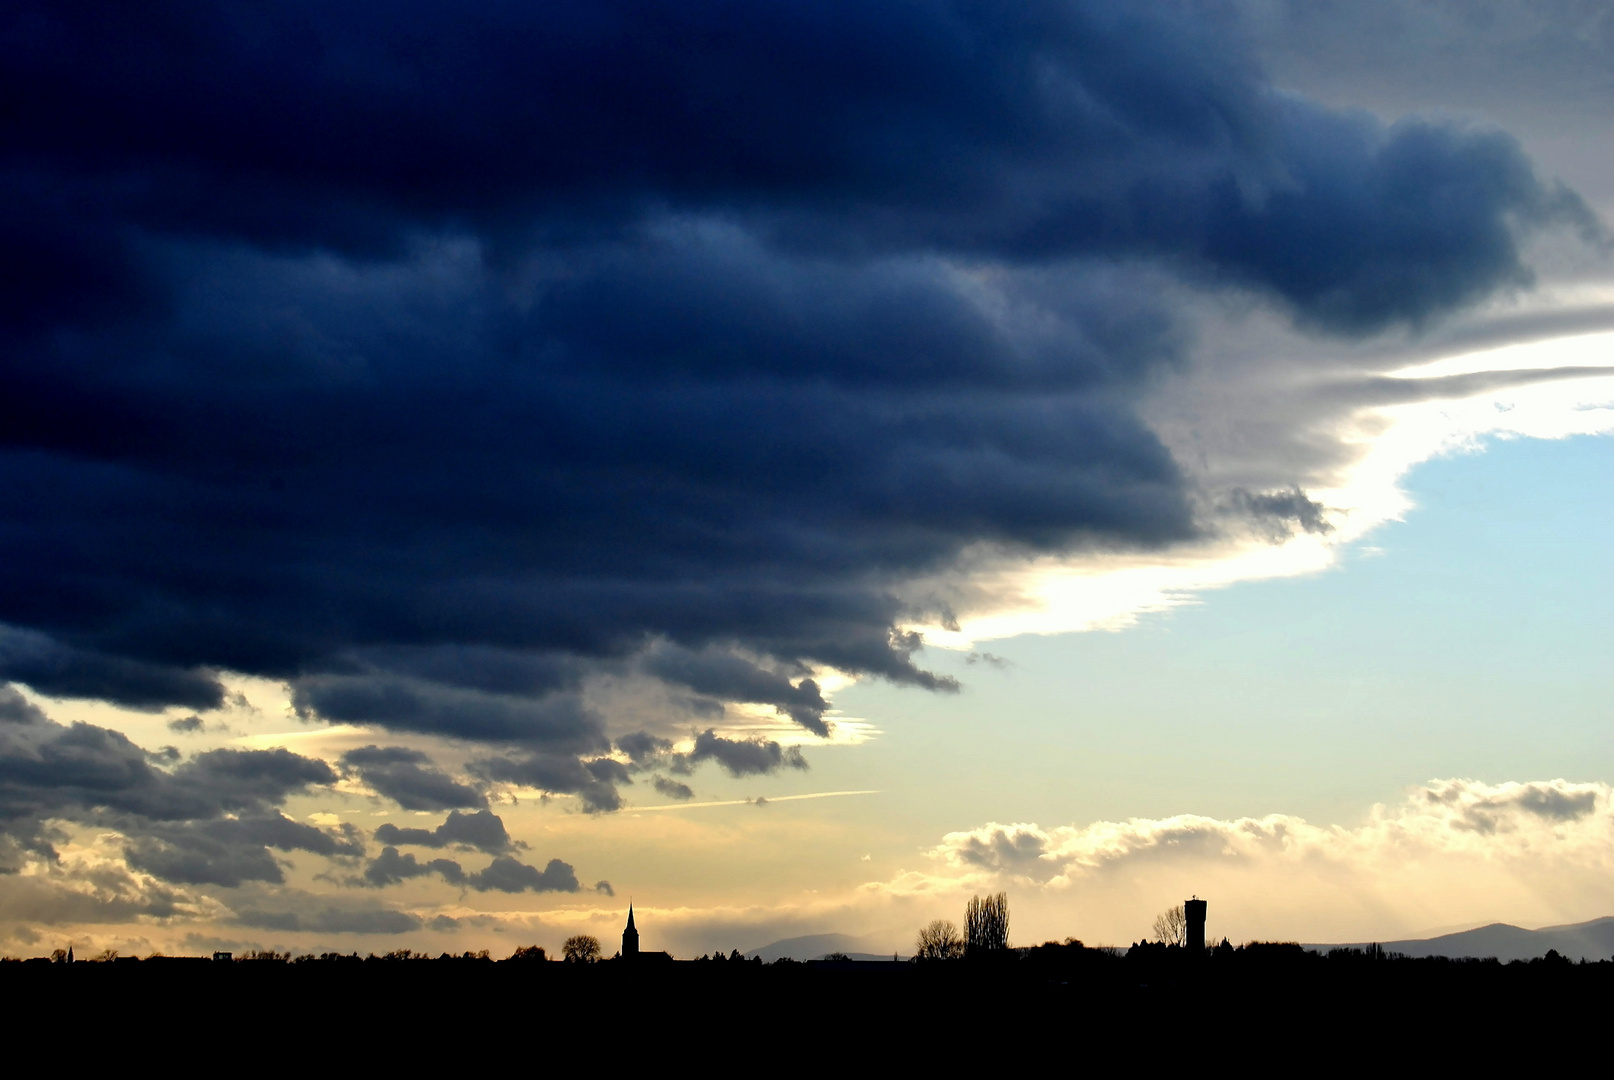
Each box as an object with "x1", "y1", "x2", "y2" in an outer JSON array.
[
  {"x1": 1152, "y1": 904, "x2": 1187, "y2": 947},
  {"x1": 508, "y1": 945, "x2": 548, "y2": 962},
  {"x1": 965, "y1": 893, "x2": 1009, "y2": 957},
  {"x1": 915, "y1": 919, "x2": 965, "y2": 960},
  {"x1": 562, "y1": 935, "x2": 602, "y2": 963}
]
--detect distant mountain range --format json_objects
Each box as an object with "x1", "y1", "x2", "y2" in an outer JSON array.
[
  {"x1": 1310, "y1": 916, "x2": 1614, "y2": 962},
  {"x1": 751, "y1": 917, "x2": 1614, "y2": 964},
  {"x1": 744, "y1": 933, "x2": 906, "y2": 962}
]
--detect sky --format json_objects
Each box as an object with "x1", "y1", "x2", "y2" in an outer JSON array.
[{"x1": 1, "y1": 0, "x2": 1612, "y2": 959}]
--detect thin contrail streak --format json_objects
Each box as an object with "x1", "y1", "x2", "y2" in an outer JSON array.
[{"x1": 627, "y1": 789, "x2": 881, "y2": 812}]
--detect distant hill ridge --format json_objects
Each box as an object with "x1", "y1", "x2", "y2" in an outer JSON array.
[
  {"x1": 1311, "y1": 915, "x2": 1614, "y2": 962},
  {"x1": 744, "y1": 933, "x2": 906, "y2": 962}
]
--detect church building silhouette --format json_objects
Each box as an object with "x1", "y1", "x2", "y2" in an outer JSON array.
[{"x1": 619, "y1": 905, "x2": 672, "y2": 963}]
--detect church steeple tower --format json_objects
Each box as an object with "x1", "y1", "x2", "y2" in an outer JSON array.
[{"x1": 622, "y1": 904, "x2": 640, "y2": 958}]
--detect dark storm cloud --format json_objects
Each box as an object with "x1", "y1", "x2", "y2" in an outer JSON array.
[
  {"x1": 301, "y1": 680, "x2": 602, "y2": 750},
  {"x1": 373, "y1": 809, "x2": 515, "y2": 854},
  {"x1": 339, "y1": 745, "x2": 486, "y2": 811},
  {"x1": 0, "y1": 626, "x2": 222, "y2": 713},
  {"x1": 0, "y1": 0, "x2": 1595, "y2": 809}
]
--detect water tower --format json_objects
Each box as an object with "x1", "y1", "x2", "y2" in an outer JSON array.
[{"x1": 1185, "y1": 897, "x2": 1206, "y2": 952}]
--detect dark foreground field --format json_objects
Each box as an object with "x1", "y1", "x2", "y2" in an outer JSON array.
[{"x1": 6, "y1": 942, "x2": 1606, "y2": 1063}]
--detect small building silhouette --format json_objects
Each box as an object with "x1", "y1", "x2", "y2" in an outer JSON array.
[{"x1": 1185, "y1": 897, "x2": 1207, "y2": 952}]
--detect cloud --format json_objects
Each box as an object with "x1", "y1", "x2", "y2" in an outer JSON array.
[
  {"x1": 355, "y1": 841, "x2": 588, "y2": 896},
  {"x1": 0, "y1": 627, "x2": 223, "y2": 712},
  {"x1": 872, "y1": 778, "x2": 1614, "y2": 944},
  {"x1": 0, "y1": 704, "x2": 335, "y2": 832},
  {"x1": 0, "y1": 858, "x2": 209, "y2": 926},
  {"x1": 925, "y1": 778, "x2": 1613, "y2": 884},
  {"x1": 373, "y1": 809, "x2": 515, "y2": 854},
  {"x1": 359, "y1": 846, "x2": 466, "y2": 889},
  {"x1": 0, "y1": 686, "x2": 353, "y2": 887},
  {"x1": 0, "y1": 0, "x2": 1591, "y2": 801},
  {"x1": 652, "y1": 776, "x2": 694, "y2": 801},
  {"x1": 467, "y1": 857, "x2": 581, "y2": 895},
  {"x1": 644, "y1": 646, "x2": 841, "y2": 737},
  {"x1": 594, "y1": 880, "x2": 615, "y2": 897},
  {"x1": 125, "y1": 815, "x2": 364, "y2": 888},
  {"x1": 467, "y1": 752, "x2": 629, "y2": 814},
  {"x1": 683, "y1": 730, "x2": 809, "y2": 778},
  {"x1": 0, "y1": 686, "x2": 45, "y2": 726},
  {"x1": 618, "y1": 732, "x2": 674, "y2": 767},
  {"x1": 339, "y1": 745, "x2": 486, "y2": 811},
  {"x1": 231, "y1": 904, "x2": 423, "y2": 935}
]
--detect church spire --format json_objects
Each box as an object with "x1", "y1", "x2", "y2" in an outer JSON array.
[{"x1": 622, "y1": 903, "x2": 640, "y2": 958}]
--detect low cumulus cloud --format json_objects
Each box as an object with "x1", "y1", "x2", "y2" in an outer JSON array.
[
  {"x1": 360, "y1": 846, "x2": 467, "y2": 889},
  {"x1": 373, "y1": 809, "x2": 515, "y2": 854},
  {"x1": 924, "y1": 779, "x2": 1610, "y2": 884},
  {"x1": 356, "y1": 843, "x2": 581, "y2": 895},
  {"x1": 874, "y1": 779, "x2": 1614, "y2": 943},
  {"x1": 0, "y1": 0, "x2": 1596, "y2": 816},
  {"x1": 467, "y1": 857, "x2": 581, "y2": 895}
]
